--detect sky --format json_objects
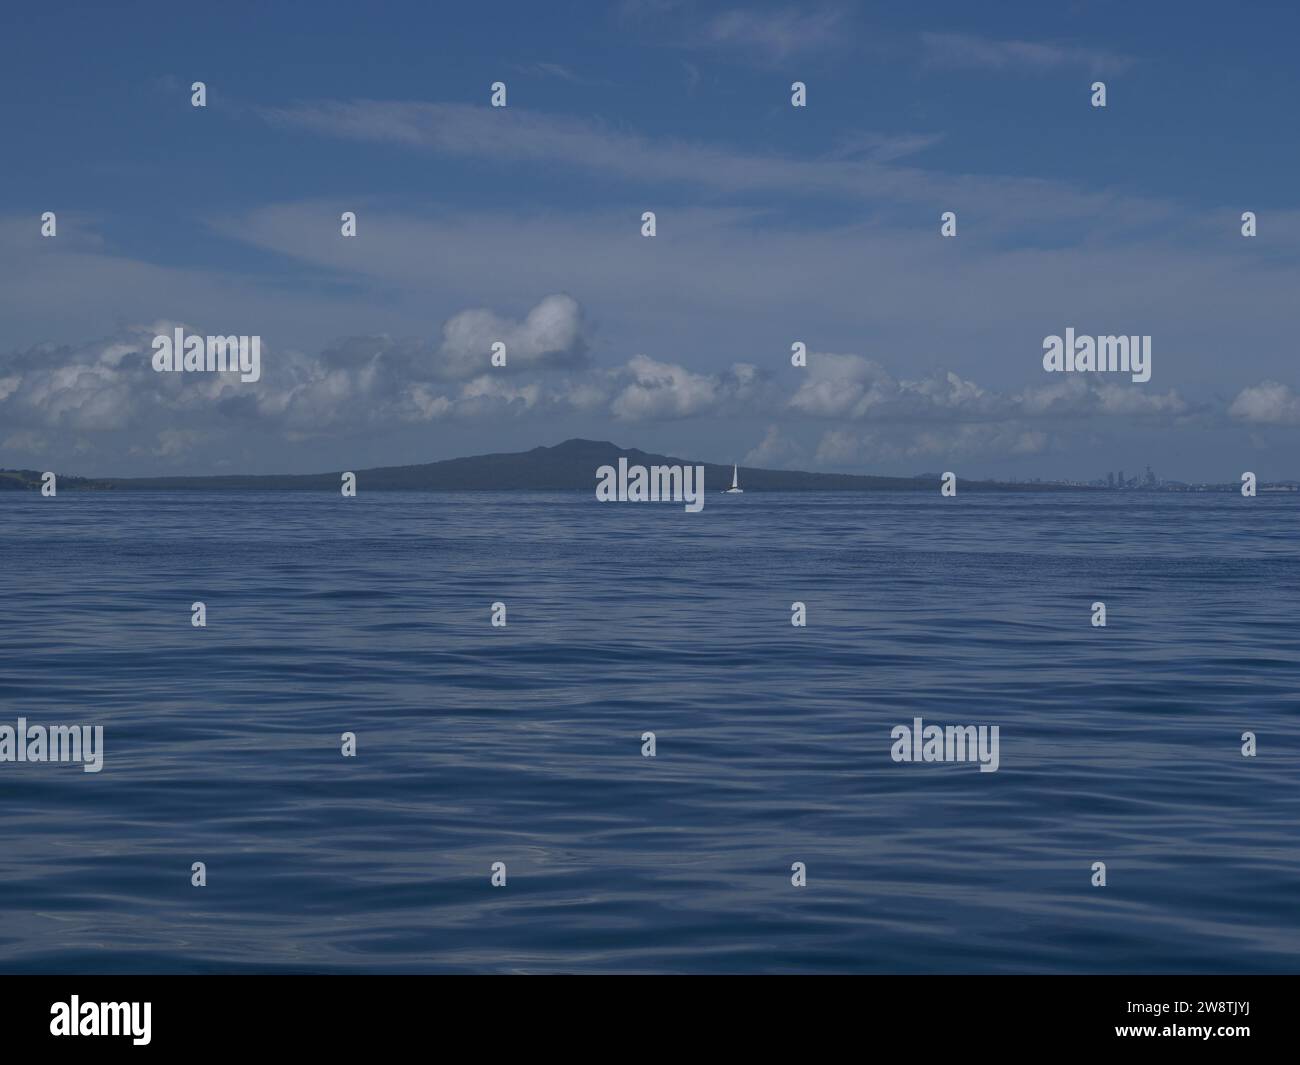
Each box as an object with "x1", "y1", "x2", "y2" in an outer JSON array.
[{"x1": 2, "y1": 0, "x2": 1300, "y2": 480}]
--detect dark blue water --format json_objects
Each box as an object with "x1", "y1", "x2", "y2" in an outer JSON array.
[{"x1": 1, "y1": 490, "x2": 1298, "y2": 973}]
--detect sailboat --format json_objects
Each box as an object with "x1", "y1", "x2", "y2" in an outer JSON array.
[{"x1": 722, "y1": 463, "x2": 743, "y2": 493}]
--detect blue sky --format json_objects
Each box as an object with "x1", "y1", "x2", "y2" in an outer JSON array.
[{"x1": 3, "y1": 1, "x2": 1300, "y2": 479}]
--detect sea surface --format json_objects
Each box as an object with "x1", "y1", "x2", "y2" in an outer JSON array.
[{"x1": 1, "y1": 490, "x2": 1298, "y2": 974}]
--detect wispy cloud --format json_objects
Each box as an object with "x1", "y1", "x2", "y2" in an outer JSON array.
[
  {"x1": 255, "y1": 98, "x2": 1163, "y2": 230},
  {"x1": 689, "y1": 6, "x2": 850, "y2": 61},
  {"x1": 511, "y1": 61, "x2": 597, "y2": 85},
  {"x1": 616, "y1": 2, "x2": 849, "y2": 62},
  {"x1": 920, "y1": 31, "x2": 1134, "y2": 75},
  {"x1": 744, "y1": 424, "x2": 805, "y2": 468},
  {"x1": 830, "y1": 130, "x2": 945, "y2": 163}
]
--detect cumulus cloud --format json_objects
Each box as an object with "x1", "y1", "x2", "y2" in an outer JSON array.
[
  {"x1": 815, "y1": 424, "x2": 1049, "y2": 468},
  {"x1": 1014, "y1": 376, "x2": 1189, "y2": 418},
  {"x1": 1229, "y1": 381, "x2": 1300, "y2": 425},
  {"x1": 609, "y1": 354, "x2": 718, "y2": 420},
  {"x1": 0, "y1": 286, "x2": 783, "y2": 472},
  {"x1": 606, "y1": 355, "x2": 770, "y2": 421},
  {"x1": 0, "y1": 319, "x2": 1206, "y2": 475},
  {"x1": 379, "y1": 354, "x2": 773, "y2": 427},
  {"x1": 0, "y1": 338, "x2": 142, "y2": 432},
  {"x1": 437, "y1": 293, "x2": 588, "y2": 378},
  {"x1": 0, "y1": 296, "x2": 592, "y2": 458},
  {"x1": 789, "y1": 352, "x2": 1188, "y2": 423},
  {"x1": 790, "y1": 354, "x2": 998, "y2": 420}
]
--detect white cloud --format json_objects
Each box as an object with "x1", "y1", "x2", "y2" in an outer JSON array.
[
  {"x1": 149, "y1": 429, "x2": 206, "y2": 458},
  {"x1": 789, "y1": 352, "x2": 1188, "y2": 423},
  {"x1": 514, "y1": 62, "x2": 584, "y2": 83},
  {"x1": 815, "y1": 424, "x2": 1049, "y2": 468},
  {"x1": 691, "y1": 7, "x2": 849, "y2": 60},
  {"x1": 830, "y1": 130, "x2": 945, "y2": 163},
  {"x1": 1, "y1": 430, "x2": 45, "y2": 454},
  {"x1": 1229, "y1": 381, "x2": 1300, "y2": 425},
  {"x1": 437, "y1": 293, "x2": 588, "y2": 379},
  {"x1": 0, "y1": 318, "x2": 1199, "y2": 473},
  {"x1": 1015, "y1": 376, "x2": 1188, "y2": 418},
  {"x1": 609, "y1": 354, "x2": 726, "y2": 420},
  {"x1": 6, "y1": 338, "x2": 141, "y2": 431},
  {"x1": 744, "y1": 425, "x2": 805, "y2": 468},
  {"x1": 0, "y1": 296, "x2": 592, "y2": 454},
  {"x1": 789, "y1": 354, "x2": 996, "y2": 420},
  {"x1": 920, "y1": 32, "x2": 1134, "y2": 75},
  {"x1": 254, "y1": 99, "x2": 1151, "y2": 227}
]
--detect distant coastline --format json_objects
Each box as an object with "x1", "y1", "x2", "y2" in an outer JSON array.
[{"x1": 1, "y1": 438, "x2": 1295, "y2": 492}]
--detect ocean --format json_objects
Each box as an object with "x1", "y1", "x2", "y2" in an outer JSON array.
[{"x1": 1, "y1": 490, "x2": 1298, "y2": 973}]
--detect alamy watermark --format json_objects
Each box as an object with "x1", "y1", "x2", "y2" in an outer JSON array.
[
  {"x1": 152, "y1": 328, "x2": 261, "y2": 383},
  {"x1": 890, "y1": 717, "x2": 999, "y2": 773},
  {"x1": 596, "y1": 457, "x2": 705, "y2": 512},
  {"x1": 0, "y1": 718, "x2": 103, "y2": 773},
  {"x1": 1042, "y1": 328, "x2": 1151, "y2": 383},
  {"x1": 50, "y1": 997, "x2": 150, "y2": 1045}
]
